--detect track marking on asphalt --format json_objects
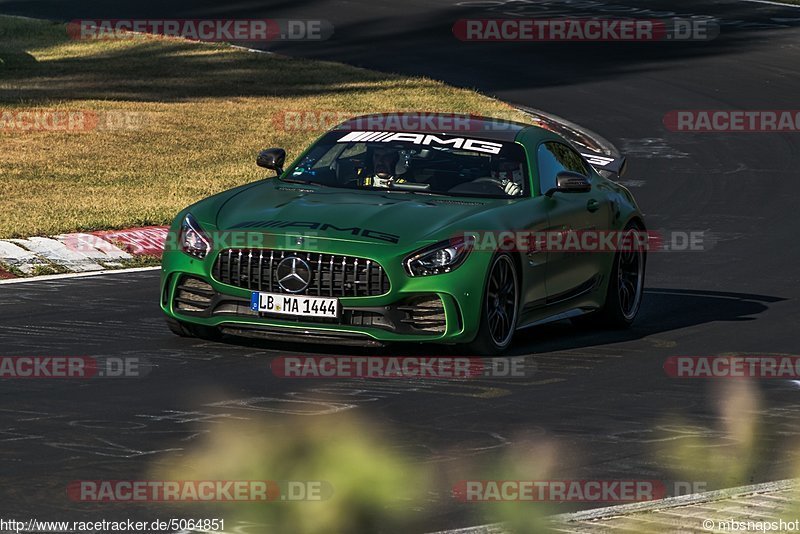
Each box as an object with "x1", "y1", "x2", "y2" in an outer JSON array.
[
  {"x1": 411, "y1": 432, "x2": 514, "y2": 464},
  {"x1": 0, "y1": 409, "x2": 219, "y2": 458},
  {"x1": 602, "y1": 424, "x2": 731, "y2": 444},
  {"x1": 646, "y1": 337, "x2": 678, "y2": 348},
  {"x1": 46, "y1": 438, "x2": 182, "y2": 458},
  {"x1": 430, "y1": 387, "x2": 510, "y2": 398},
  {"x1": 484, "y1": 377, "x2": 567, "y2": 386},
  {"x1": 0, "y1": 408, "x2": 62, "y2": 421},
  {"x1": 0, "y1": 429, "x2": 44, "y2": 442},
  {"x1": 616, "y1": 180, "x2": 646, "y2": 188},
  {"x1": 135, "y1": 410, "x2": 248, "y2": 424},
  {"x1": 69, "y1": 420, "x2": 147, "y2": 430},
  {"x1": 620, "y1": 138, "x2": 689, "y2": 160},
  {"x1": 206, "y1": 396, "x2": 357, "y2": 416},
  {"x1": 294, "y1": 383, "x2": 512, "y2": 400},
  {"x1": 531, "y1": 350, "x2": 628, "y2": 375}
]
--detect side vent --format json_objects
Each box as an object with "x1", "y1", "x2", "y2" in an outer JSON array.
[{"x1": 174, "y1": 276, "x2": 214, "y2": 313}]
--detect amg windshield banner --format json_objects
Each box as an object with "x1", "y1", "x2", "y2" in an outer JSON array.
[{"x1": 336, "y1": 131, "x2": 504, "y2": 155}]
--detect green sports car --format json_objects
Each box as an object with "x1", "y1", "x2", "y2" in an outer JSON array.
[{"x1": 161, "y1": 113, "x2": 646, "y2": 354}]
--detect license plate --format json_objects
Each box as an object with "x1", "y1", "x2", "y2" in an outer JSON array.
[{"x1": 250, "y1": 292, "x2": 339, "y2": 318}]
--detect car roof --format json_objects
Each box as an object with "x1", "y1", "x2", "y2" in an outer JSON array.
[{"x1": 332, "y1": 113, "x2": 538, "y2": 142}]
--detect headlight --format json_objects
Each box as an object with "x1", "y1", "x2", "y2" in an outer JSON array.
[
  {"x1": 404, "y1": 237, "x2": 471, "y2": 277},
  {"x1": 179, "y1": 213, "x2": 211, "y2": 259}
]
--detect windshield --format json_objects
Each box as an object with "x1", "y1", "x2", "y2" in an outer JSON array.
[{"x1": 282, "y1": 131, "x2": 530, "y2": 199}]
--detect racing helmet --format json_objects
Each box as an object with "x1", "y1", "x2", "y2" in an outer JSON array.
[
  {"x1": 366, "y1": 145, "x2": 411, "y2": 178},
  {"x1": 491, "y1": 156, "x2": 524, "y2": 184}
]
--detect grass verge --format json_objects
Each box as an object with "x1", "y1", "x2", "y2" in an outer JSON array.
[{"x1": 0, "y1": 16, "x2": 529, "y2": 239}]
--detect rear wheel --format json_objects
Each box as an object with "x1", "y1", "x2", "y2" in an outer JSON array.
[
  {"x1": 573, "y1": 222, "x2": 645, "y2": 329},
  {"x1": 468, "y1": 254, "x2": 519, "y2": 355},
  {"x1": 165, "y1": 317, "x2": 222, "y2": 341}
]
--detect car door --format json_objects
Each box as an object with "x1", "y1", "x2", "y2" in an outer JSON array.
[{"x1": 537, "y1": 141, "x2": 612, "y2": 305}]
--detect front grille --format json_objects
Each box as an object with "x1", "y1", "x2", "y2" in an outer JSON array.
[
  {"x1": 174, "y1": 276, "x2": 214, "y2": 313},
  {"x1": 213, "y1": 249, "x2": 390, "y2": 297}
]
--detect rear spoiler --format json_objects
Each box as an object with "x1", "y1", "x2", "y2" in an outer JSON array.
[{"x1": 581, "y1": 152, "x2": 628, "y2": 178}]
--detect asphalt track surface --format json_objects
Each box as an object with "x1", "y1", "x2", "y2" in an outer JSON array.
[{"x1": 2, "y1": 0, "x2": 800, "y2": 531}]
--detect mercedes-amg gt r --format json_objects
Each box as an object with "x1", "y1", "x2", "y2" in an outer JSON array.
[{"x1": 160, "y1": 113, "x2": 646, "y2": 354}]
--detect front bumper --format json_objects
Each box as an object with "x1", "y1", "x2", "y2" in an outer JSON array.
[{"x1": 160, "y1": 240, "x2": 490, "y2": 345}]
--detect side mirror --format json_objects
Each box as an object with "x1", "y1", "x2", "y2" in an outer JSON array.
[
  {"x1": 545, "y1": 171, "x2": 592, "y2": 197},
  {"x1": 257, "y1": 148, "x2": 286, "y2": 176}
]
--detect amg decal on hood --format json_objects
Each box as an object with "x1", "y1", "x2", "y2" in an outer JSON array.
[{"x1": 233, "y1": 220, "x2": 401, "y2": 244}]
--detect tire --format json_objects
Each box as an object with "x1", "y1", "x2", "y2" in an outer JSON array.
[
  {"x1": 165, "y1": 317, "x2": 222, "y2": 341},
  {"x1": 468, "y1": 254, "x2": 520, "y2": 355},
  {"x1": 573, "y1": 222, "x2": 646, "y2": 329}
]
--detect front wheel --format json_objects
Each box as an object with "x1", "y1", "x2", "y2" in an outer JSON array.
[{"x1": 468, "y1": 254, "x2": 520, "y2": 355}]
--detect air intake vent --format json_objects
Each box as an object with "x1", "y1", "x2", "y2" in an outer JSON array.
[
  {"x1": 398, "y1": 296, "x2": 446, "y2": 334},
  {"x1": 174, "y1": 276, "x2": 214, "y2": 313}
]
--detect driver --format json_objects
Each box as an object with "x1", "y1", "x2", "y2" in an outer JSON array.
[
  {"x1": 492, "y1": 158, "x2": 525, "y2": 196},
  {"x1": 358, "y1": 147, "x2": 408, "y2": 188}
]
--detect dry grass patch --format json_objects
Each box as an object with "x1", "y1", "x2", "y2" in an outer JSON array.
[{"x1": 0, "y1": 16, "x2": 530, "y2": 238}]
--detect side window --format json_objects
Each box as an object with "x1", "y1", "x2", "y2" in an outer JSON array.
[{"x1": 537, "y1": 142, "x2": 589, "y2": 195}]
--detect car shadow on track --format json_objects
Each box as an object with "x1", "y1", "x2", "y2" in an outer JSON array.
[
  {"x1": 507, "y1": 287, "x2": 786, "y2": 356},
  {"x1": 205, "y1": 287, "x2": 785, "y2": 357}
]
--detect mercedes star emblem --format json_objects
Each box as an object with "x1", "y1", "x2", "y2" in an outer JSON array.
[{"x1": 275, "y1": 256, "x2": 312, "y2": 293}]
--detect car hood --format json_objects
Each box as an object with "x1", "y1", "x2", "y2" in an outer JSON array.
[{"x1": 214, "y1": 180, "x2": 501, "y2": 247}]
